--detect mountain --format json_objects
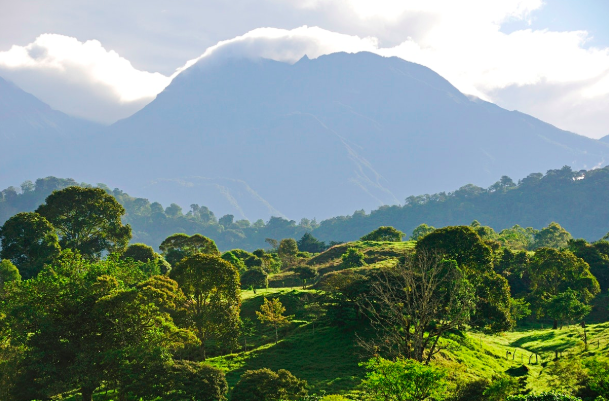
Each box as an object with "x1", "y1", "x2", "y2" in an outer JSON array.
[
  {"x1": 2, "y1": 53, "x2": 609, "y2": 221},
  {"x1": 602, "y1": 135, "x2": 609, "y2": 143},
  {"x1": 0, "y1": 76, "x2": 101, "y2": 186},
  {"x1": 96, "y1": 52, "x2": 609, "y2": 220}
]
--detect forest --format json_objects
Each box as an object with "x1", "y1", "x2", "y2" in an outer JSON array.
[
  {"x1": 1, "y1": 165, "x2": 609, "y2": 253},
  {"x1": 1, "y1": 183, "x2": 609, "y2": 401}
]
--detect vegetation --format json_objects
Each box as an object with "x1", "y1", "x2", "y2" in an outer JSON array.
[{"x1": 2, "y1": 173, "x2": 609, "y2": 400}]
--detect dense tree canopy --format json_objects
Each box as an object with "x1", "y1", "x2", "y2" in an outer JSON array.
[
  {"x1": 36, "y1": 187, "x2": 131, "y2": 259},
  {"x1": 0, "y1": 212, "x2": 61, "y2": 279},
  {"x1": 160, "y1": 233, "x2": 220, "y2": 266},
  {"x1": 360, "y1": 226, "x2": 405, "y2": 242}
]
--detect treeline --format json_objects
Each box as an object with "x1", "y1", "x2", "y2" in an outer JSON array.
[{"x1": 2, "y1": 165, "x2": 609, "y2": 252}]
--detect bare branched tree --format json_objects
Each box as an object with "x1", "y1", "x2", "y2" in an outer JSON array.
[{"x1": 357, "y1": 250, "x2": 475, "y2": 364}]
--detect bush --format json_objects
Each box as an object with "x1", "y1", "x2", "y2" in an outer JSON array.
[
  {"x1": 507, "y1": 392, "x2": 582, "y2": 401},
  {"x1": 231, "y1": 368, "x2": 307, "y2": 401},
  {"x1": 165, "y1": 360, "x2": 228, "y2": 401},
  {"x1": 341, "y1": 248, "x2": 366, "y2": 268},
  {"x1": 360, "y1": 226, "x2": 405, "y2": 242}
]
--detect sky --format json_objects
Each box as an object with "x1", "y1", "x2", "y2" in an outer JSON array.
[{"x1": 0, "y1": 0, "x2": 608, "y2": 139}]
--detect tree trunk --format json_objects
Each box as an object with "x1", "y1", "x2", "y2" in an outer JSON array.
[
  {"x1": 552, "y1": 320, "x2": 558, "y2": 330},
  {"x1": 275, "y1": 325, "x2": 278, "y2": 344},
  {"x1": 81, "y1": 387, "x2": 95, "y2": 401}
]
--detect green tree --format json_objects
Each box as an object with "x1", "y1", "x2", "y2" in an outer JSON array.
[
  {"x1": 568, "y1": 239, "x2": 609, "y2": 291},
  {"x1": 544, "y1": 289, "x2": 591, "y2": 329},
  {"x1": 0, "y1": 212, "x2": 61, "y2": 279},
  {"x1": 360, "y1": 357, "x2": 446, "y2": 401},
  {"x1": 341, "y1": 247, "x2": 367, "y2": 268},
  {"x1": 160, "y1": 233, "x2": 220, "y2": 266},
  {"x1": 164, "y1": 360, "x2": 228, "y2": 401},
  {"x1": 532, "y1": 222, "x2": 572, "y2": 250},
  {"x1": 416, "y1": 226, "x2": 513, "y2": 332},
  {"x1": 294, "y1": 265, "x2": 318, "y2": 289},
  {"x1": 361, "y1": 226, "x2": 405, "y2": 242},
  {"x1": 231, "y1": 368, "x2": 307, "y2": 401},
  {"x1": 527, "y1": 248, "x2": 600, "y2": 328},
  {"x1": 241, "y1": 267, "x2": 268, "y2": 292},
  {"x1": 297, "y1": 232, "x2": 326, "y2": 253},
  {"x1": 278, "y1": 238, "x2": 299, "y2": 268},
  {"x1": 0, "y1": 259, "x2": 21, "y2": 290},
  {"x1": 122, "y1": 243, "x2": 156, "y2": 262},
  {"x1": 3, "y1": 253, "x2": 189, "y2": 401},
  {"x1": 35, "y1": 187, "x2": 131, "y2": 259},
  {"x1": 410, "y1": 224, "x2": 436, "y2": 241},
  {"x1": 256, "y1": 297, "x2": 290, "y2": 344},
  {"x1": 170, "y1": 254, "x2": 240, "y2": 359},
  {"x1": 222, "y1": 251, "x2": 247, "y2": 272}
]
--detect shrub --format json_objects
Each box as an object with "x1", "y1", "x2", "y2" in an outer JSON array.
[
  {"x1": 231, "y1": 368, "x2": 307, "y2": 401},
  {"x1": 341, "y1": 248, "x2": 366, "y2": 268}
]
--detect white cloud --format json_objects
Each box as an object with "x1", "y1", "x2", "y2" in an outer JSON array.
[
  {"x1": 1, "y1": 1, "x2": 609, "y2": 138},
  {"x1": 0, "y1": 34, "x2": 171, "y2": 123}
]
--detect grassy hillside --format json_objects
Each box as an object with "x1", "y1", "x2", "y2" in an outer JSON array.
[{"x1": 209, "y1": 289, "x2": 609, "y2": 397}]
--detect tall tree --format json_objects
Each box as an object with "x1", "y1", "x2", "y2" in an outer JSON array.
[
  {"x1": 159, "y1": 233, "x2": 220, "y2": 266},
  {"x1": 0, "y1": 212, "x2": 61, "y2": 279},
  {"x1": 410, "y1": 224, "x2": 436, "y2": 241},
  {"x1": 170, "y1": 254, "x2": 240, "y2": 359},
  {"x1": 278, "y1": 238, "x2": 298, "y2": 269},
  {"x1": 256, "y1": 297, "x2": 290, "y2": 345},
  {"x1": 36, "y1": 187, "x2": 131, "y2": 259},
  {"x1": 532, "y1": 222, "x2": 572, "y2": 250},
  {"x1": 297, "y1": 232, "x2": 326, "y2": 253}
]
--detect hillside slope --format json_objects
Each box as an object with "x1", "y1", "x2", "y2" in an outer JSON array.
[{"x1": 72, "y1": 52, "x2": 609, "y2": 220}]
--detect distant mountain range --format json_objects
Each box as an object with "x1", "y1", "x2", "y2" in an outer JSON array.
[
  {"x1": 2, "y1": 52, "x2": 609, "y2": 221},
  {"x1": 602, "y1": 135, "x2": 609, "y2": 143}
]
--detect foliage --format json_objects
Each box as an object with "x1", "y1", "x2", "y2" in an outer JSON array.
[
  {"x1": 241, "y1": 267, "x2": 268, "y2": 291},
  {"x1": 544, "y1": 289, "x2": 592, "y2": 328},
  {"x1": 36, "y1": 186, "x2": 131, "y2": 259},
  {"x1": 410, "y1": 224, "x2": 435, "y2": 241},
  {"x1": 256, "y1": 297, "x2": 290, "y2": 344},
  {"x1": 341, "y1": 248, "x2": 367, "y2": 268},
  {"x1": 360, "y1": 226, "x2": 405, "y2": 242},
  {"x1": 122, "y1": 242, "x2": 171, "y2": 274},
  {"x1": 170, "y1": 253, "x2": 241, "y2": 359},
  {"x1": 0, "y1": 259, "x2": 21, "y2": 290},
  {"x1": 360, "y1": 357, "x2": 446, "y2": 401},
  {"x1": 358, "y1": 253, "x2": 474, "y2": 362},
  {"x1": 164, "y1": 360, "x2": 228, "y2": 401},
  {"x1": 532, "y1": 222, "x2": 572, "y2": 250},
  {"x1": 294, "y1": 265, "x2": 318, "y2": 288},
  {"x1": 507, "y1": 393, "x2": 583, "y2": 401},
  {"x1": 231, "y1": 368, "x2": 308, "y2": 401},
  {"x1": 568, "y1": 239, "x2": 609, "y2": 291},
  {"x1": 585, "y1": 359, "x2": 609, "y2": 399},
  {"x1": 0, "y1": 212, "x2": 61, "y2": 279},
  {"x1": 298, "y1": 232, "x2": 327, "y2": 253},
  {"x1": 160, "y1": 233, "x2": 220, "y2": 266},
  {"x1": 278, "y1": 238, "x2": 299, "y2": 268}
]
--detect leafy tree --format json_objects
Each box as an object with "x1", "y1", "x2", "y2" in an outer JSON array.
[
  {"x1": 241, "y1": 267, "x2": 268, "y2": 292},
  {"x1": 527, "y1": 248, "x2": 600, "y2": 327},
  {"x1": 219, "y1": 214, "x2": 235, "y2": 228},
  {"x1": 3, "y1": 253, "x2": 189, "y2": 401},
  {"x1": 410, "y1": 224, "x2": 435, "y2": 241},
  {"x1": 532, "y1": 222, "x2": 572, "y2": 250},
  {"x1": 341, "y1": 247, "x2": 367, "y2": 268},
  {"x1": 256, "y1": 297, "x2": 290, "y2": 344},
  {"x1": 294, "y1": 265, "x2": 317, "y2": 289},
  {"x1": 544, "y1": 289, "x2": 591, "y2": 329},
  {"x1": 498, "y1": 225, "x2": 537, "y2": 250},
  {"x1": 360, "y1": 357, "x2": 446, "y2": 401},
  {"x1": 0, "y1": 212, "x2": 61, "y2": 279},
  {"x1": 164, "y1": 360, "x2": 228, "y2": 401},
  {"x1": 170, "y1": 254, "x2": 240, "y2": 359},
  {"x1": 278, "y1": 238, "x2": 299, "y2": 268},
  {"x1": 416, "y1": 226, "x2": 513, "y2": 332},
  {"x1": 0, "y1": 259, "x2": 21, "y2": 290},
  {"x1": 231, "y1": 368, "x2": 307, "y2": 401},
  {"x1": 160, "y1": 233, "x2": 220, "y2": 266},
  {"x1": 222, "y1": 251, "x2": 247, "y2": 272},
  {"x1": 361, "y1": 226, "x2": 405, "y2": 242},
  {"x1": 165, "y1": 203, "x2": 183, "y2": 218},
  {"x1": 36, "y1": 187, "x2": 131, "y2": 259},
  {"x1": 358, "y1": 253, "x2": 474, "y2": 362},
  {"x1": 297, "y1": 232, "x2": 326, "y2": 253},
  {"x1": 122, "y1": 243, "x2": 156, "y2": 262},
  {"x1": 568, "y1": 239, "x2": 609, "y2": 290}
]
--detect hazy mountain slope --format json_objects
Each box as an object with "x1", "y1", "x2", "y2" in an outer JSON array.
[
  {"x1": 0, "y1": 76, "x2": 101, "y2": 186},
  {"x1": 98, "y1": 52, "x2": 609, "y2": 219},
  {"x1": 602, "y1": 135, "x2": 609, "y2": 143}
]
